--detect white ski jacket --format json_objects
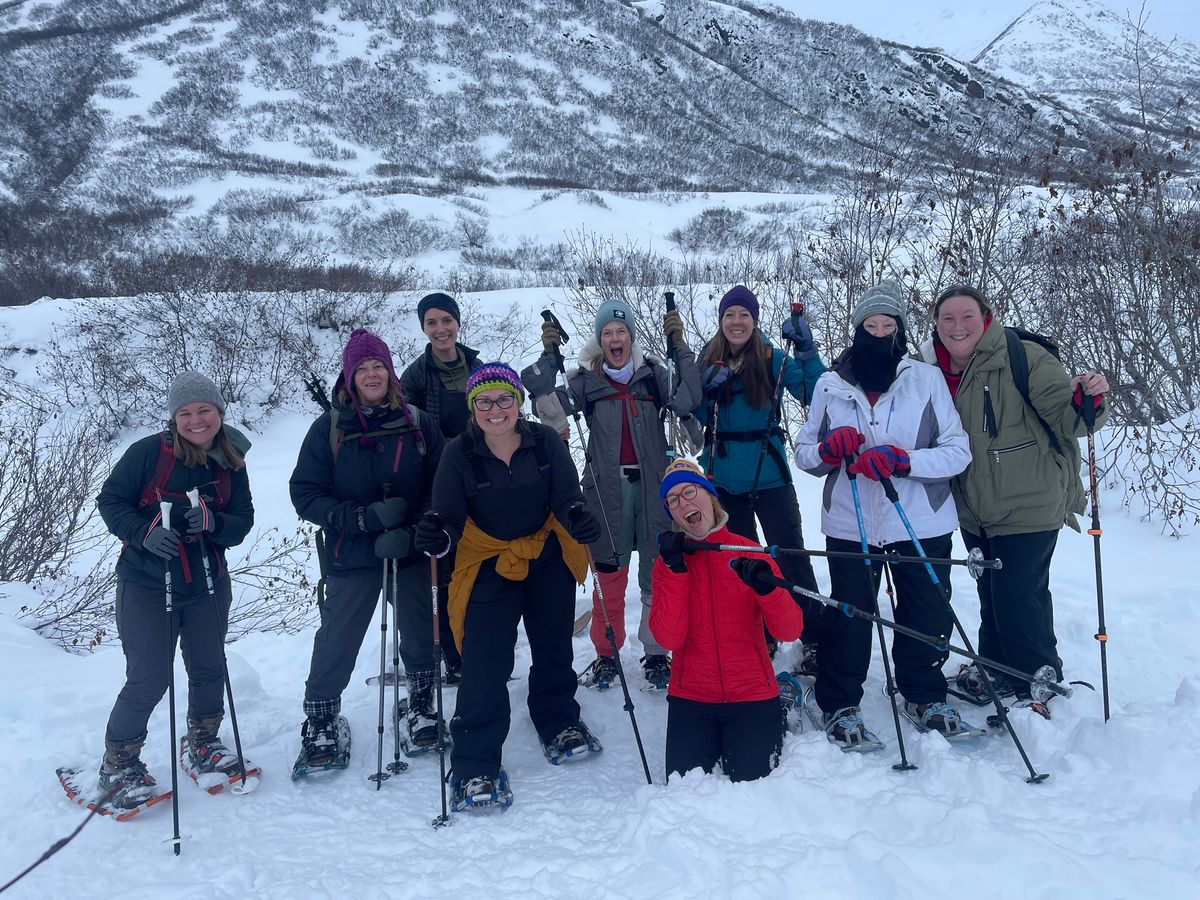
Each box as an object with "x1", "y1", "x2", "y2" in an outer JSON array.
[{"x1": 794, "y1": 357, "x2": 971, "y2": 546}]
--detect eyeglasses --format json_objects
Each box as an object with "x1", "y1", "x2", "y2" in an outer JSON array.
[
  {"x1": 666, "y1": 484, "x2": 701, "y2": 510},
  {"x1": 474, "y1": 393, "x2": 517, "y2": 411}
]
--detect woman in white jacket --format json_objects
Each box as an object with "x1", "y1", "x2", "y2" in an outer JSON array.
[{"x1": 794, "y1": 282, "x2": 972, "y2": 748}]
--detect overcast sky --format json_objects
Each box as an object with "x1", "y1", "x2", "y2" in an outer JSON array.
[{"x1": 770, "y1": 0, "x2": 1198, "y2": 59}]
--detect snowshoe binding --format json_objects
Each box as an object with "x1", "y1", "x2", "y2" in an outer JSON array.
[
  {"x1": 579, "y1": 655, "x2": 619, "y2": 691},
  {"x1": 450, "y1": 769, "x2": 513, "y2": 813},
  {"x1": 947, "y1": 663, "x2": 1017, "y2": 706},
  {"x1": 776, "y1": 672, "x2": 805, "y2": 734},
  {"x1": 400, "y1": 688, "x2": 448, "y2": 758},
  {"x1": 292, "y1": 715, "x2": 351, "y2": 780},
  {"x1": 58, "y1": 761, "x2": 171, "y2": 822},
  {"x1": 179, "y1": 737, "x2": 261, "y2": 794},
  {"x1": 803, "y1": 688, "x2": 884, "y2": 753},
  {"x1": 641, "y1": 654, "x2": 671, "y2": 692},
  {"x1": 899, "y1": 701, "x2": 986, "y2": 740},
  {"x1": 541, "y1": 720, "x2": 603, "y2": 765},
  {"x1": 792, "y1": 642, "x2": 819, "y2": 679}
]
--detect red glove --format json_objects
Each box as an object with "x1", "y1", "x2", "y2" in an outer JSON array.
[
  {"x1": 850, "y1": 445, "x2": 911, "y2": 481},
  {"x1": 818, "y1": 427, "x2": 865, "y2": 466}
]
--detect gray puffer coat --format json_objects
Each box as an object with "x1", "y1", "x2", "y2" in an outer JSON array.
[{"x1": 522, "y1": 338, "x2": 701, "y2": 567}]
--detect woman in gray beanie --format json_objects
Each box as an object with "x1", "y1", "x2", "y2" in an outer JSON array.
[
  {"x1": 522, "y1": 298, "x2": 703, "y2": 691},
  {"x1": 89, "y1": 372, "x2": 257, "y2": 810},
  {"x1": 794, "y1": 281, "x2": 973, "y2": 749}
]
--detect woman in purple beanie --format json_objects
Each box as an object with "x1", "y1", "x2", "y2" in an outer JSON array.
[{"x1": 289, "y1": 328, "x2": 446, "y2": 774}]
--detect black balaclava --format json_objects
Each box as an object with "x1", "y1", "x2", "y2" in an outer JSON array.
[{"x1": 850, "y1": 319, "x2": 907, "y2": 391}]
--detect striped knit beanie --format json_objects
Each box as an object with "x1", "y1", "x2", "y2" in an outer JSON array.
[{"x1": 466, "y1": 362, "x2": 525, "y2": 410}]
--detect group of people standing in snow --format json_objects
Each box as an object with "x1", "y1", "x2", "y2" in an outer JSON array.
[{"x1": 88, "y1": 280, "x2": 1109, "y2": 814}]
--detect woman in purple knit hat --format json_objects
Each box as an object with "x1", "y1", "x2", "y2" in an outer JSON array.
[{"x1": 289, "y1": 328, "x2": 446, "y2": 775}]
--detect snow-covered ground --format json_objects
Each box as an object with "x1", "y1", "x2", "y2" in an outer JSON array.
[{"x1": 2, "y1": 292, "x2": 1198, "y2": 899}]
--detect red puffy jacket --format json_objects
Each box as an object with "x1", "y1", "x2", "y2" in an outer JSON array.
[{"x1": 650, "y1": 524, "x2": 804, "y2": 704}]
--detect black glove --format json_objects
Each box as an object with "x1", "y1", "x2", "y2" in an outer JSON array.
[
  {"x1": 565, "y1": 503, "x2": 601, "y2": 545},
  {"x1": 700, "y1": 363, "x2": 730, "y2": 400},
  {"x1": 414, "y1": 511, "x2": 451, "y2": 558},
  {"x1": 374, "y1": 527, "x2": 414, "y2": 560},
  {"x1": 364, "y1": 497, "x2": 408, "y2": 532},
  {"x1": 730, "y1": 557, "x2": 775, "y2": 596},
  {"x1": 782, "y1": 316, "x2": 817, "y2": 361},
  {"x1": 185, "y1": 498, "x2": 215, "y2": 534},
  {"x1": 142, "y1": 526, "x2": 181, "y2": 560},
  {"x1": 657, "y1": 530, "x2": 688, "y2": 575}
]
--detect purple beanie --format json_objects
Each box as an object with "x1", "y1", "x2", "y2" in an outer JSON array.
[
  {"x1": 342, "y1": 328, "x2": 401, "y2": 400},
  {"x1": 466, "y1": 362, "x2": 526, "y2": 410},
  {"x1": 718, "y1": 285, "x2": 760, "y2": 323}
]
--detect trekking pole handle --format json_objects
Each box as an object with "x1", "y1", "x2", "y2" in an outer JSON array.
[
  {"x1": 664, "y1": 291, "x2": 677, "y2": 358},
  {"x1": 1079, "y1": 388, "x2": 1099, "y2": 431}
]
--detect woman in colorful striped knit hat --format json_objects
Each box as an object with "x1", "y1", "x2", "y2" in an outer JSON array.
[{"x1": 415, "y1": 362, "x2": 604, "y2": 812}]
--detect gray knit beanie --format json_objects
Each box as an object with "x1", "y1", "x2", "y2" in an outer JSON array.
[
  {"x1": 594, "y1": 298, "x2": 637, "y2": 345},
  {"x1": 851, "y1": 281, "x2": 909, "y2": 333},
  {"x1": 168, "y1": 371, "x2": 227, "y2": 418}
]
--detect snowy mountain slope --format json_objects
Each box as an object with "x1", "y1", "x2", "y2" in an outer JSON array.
[{"x1": 1, "y1": 290, "x2": 1199, "y2": 900}]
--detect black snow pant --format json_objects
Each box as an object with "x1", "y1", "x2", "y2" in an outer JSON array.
[
  {"x1": 105, "y1": 576, "x2": 231, "y2": 744},
  {"x1": 962, "y1": 529, "x2": 1063, "y2": 695},
  {"x1": 449, "y1": 535, "x2": 580, "y2": 781},
  {"x1": 720, "y1": 483, "x2": 824, "y2": 646},
  {"x1": 303, "y1": 560, "x2": 432, "y2": 717},
  {"x1": 815, "y1": 534, "x2": 953, "y2": 713},
  {"x1": 665, "y1": 695, "x2": 783, "y2": 783}
]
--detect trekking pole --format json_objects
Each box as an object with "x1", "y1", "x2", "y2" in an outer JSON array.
[
  {"x1": 1079, "y1": 393, "x2": 1110, "y2": 722},
  {"x1": 731, "y1": 569, "x2": 1072, "y2": 706},
  {"x1": 876, "y1": 476, "x2": 1049, "y2": 784},
  {"x1": 430, "y1": 556, "x2": 451, "y2": 828},
  {"x1": 387, "y1": 557, "x2": 407, "y2": 777},
  {"x1": 681, "y1": 541, "x2": 1000, "y2": 577},
  {"x1": 185, "y1": 489, "x2": 250, "y2": 794},
  {"x1": 585, "y1": 545, "x2": 653, "y2": 785},
  {"x1": 702, "y1": 361, "x2": 726, "y2": 477},
  {"x1": 663, "y1": 290, "x2": 678, "y2": 464},
  {"x1": 159, "y1": 500, "x2": 182, "y2": 855},
  {"x1": 368, "y1": 560, "x2": 391, "y2": 788},
  {"x1": 540, "y1": 308, "x2": 621, "y2": 568},
  {"x1": 845, "y1": 465, "x2": 915, "y2": 772},
  {"x1": 748, "y1": 302, "x2": 801, "y2": 504}
]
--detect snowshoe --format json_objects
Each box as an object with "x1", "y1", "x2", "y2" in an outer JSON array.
[
  {"x1": 292, "y1": 715, "x2": 351, "y2": 780},
  {"x1": 541, "y1": 720, "x2": 603, "y2": 765},
  {"x1": 803, "y1": 688, "x2": 884, "y2": 753},
  {"x1": 579, "y1": 655, "x2": 619, "y2": 691},
  {"x1": 366, "y1": 670, "x2": 403, "y2": 687},
  {"x1": 641, "y1": 654, "x2": 671, "y2": 692},
  {"x1": 442, "y1": 663, "x2": 462, "y2": 687},
  {"x1": 450, "y1": 769, "x2": 513, "y2": 813},
  {"x1": 179, "y1": 737, "x2": 261, "y2": 794},
  {"x1": 987, "y1": 697, "x2": 1054, "y2": 729},
  {"x1": 947, "y1": 663, "x2": 1017, "y2": 706},
  {"x1": 58, "y1": 765, "x2": 172, "y2": 822},
  {"x1": 572, "y1": 607, "x2": 592, "y2": 637},
  {"x1": 792, "y1": 642, "x2": 819, "y2": 679},
  {"x1": 777, "y1": 672, "x2": 805, "y2": 734},
  {"x1": 400, "y1": 691, "x2": 448, "y2": 758},
  {"x1": 899, "y1": 701, "x2": 987, "y2": 740}
]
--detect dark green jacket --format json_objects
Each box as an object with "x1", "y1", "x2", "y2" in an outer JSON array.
[{"x1": 920, "y1": 324, "x2": 1108, "y2": 537}]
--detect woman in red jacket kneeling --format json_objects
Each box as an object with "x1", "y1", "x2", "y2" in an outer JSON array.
[{"x1": 650, "y1": 459, "x2": 804, "y2": 782}]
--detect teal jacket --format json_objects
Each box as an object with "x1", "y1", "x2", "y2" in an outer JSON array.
[{"x1": 695, "y1": 343, "x2": 825, "y2": 495}]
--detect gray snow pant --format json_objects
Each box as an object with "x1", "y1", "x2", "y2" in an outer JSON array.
[
  {"x1": 105, "y1": 576, "x2": 232, "y2": 744},
  {"x1": 303, "y1": 561, "x2": 433, "y2": 714}
]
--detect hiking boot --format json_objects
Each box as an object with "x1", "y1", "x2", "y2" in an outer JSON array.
[
  {"x1": 542, "y1": 720, "x2": 602, "y2": 764},
  {"x1": 904, "y1": 701, "x2": 966, "y2": 736},
  {"x1": 450, "y1": 769, "x2": 513, "y2": 811},
  {"x1": 954, "y1": 663, "x2": 1017, "y2": 702},
  {"x1": 642, "y1": 654, "x2": 671, "y2": 690},
  {"x1": 821, "y1": 706, "x2": 883, "y2": 751},
  {"x1": 793, "y1": 642, "x2": 819, "y2": 678},
  {"x1": 300, "y1": 716, "x2": 340, "y2": 767},
  {"x1": 406, "y1": 687, "x2": 442, "y2": 750},
  {"x1": 580, "y1": 655, "x2": 619, "y2": 689},
  {"x1": 98, "y1": 736, "x2": 158, "y2": 810},
  {"x1": 184, "y1": 713, "x2": 245, "y2": 777}
]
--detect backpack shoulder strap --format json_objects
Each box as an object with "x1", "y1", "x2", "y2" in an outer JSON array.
[
  {"x1": 1004, "y1": 328, "x2": 1064, "y2": 455},
  {"x1": 138, "y1": 433, "x2": 177, "y2": 509},
  {"x1": 531, "y1": 425, "x2": 552, "y2": 474}
]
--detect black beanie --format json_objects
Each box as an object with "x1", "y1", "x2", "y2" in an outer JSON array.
[{"x1": 416, "y1": 292, "x2": 461, "y2": 326}]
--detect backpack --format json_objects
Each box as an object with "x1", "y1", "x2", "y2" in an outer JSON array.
[
  {"x1": 326, "y1": 404, "x2": 427, "y2": 460},
  {"x1": 581, "y1": 361, "x2": 666, "y2": 423},
  {"x1": 137, "y1": 432, "x2": 232, "y2": 511},
  {"x1": 1003, "y1": 327, "x2": 1065, "y2": 455}
]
